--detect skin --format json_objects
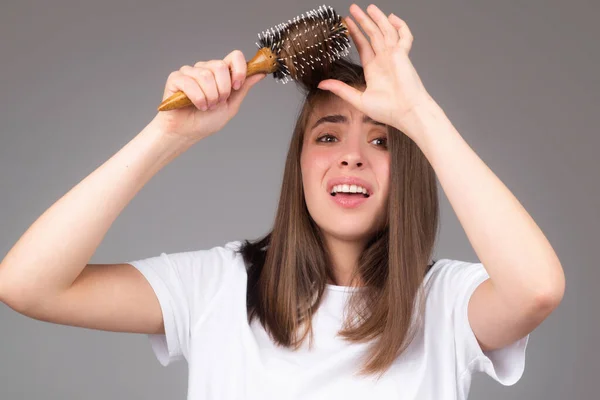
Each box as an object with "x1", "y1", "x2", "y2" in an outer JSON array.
[{"x1": 300, "y1": 95, "x2": 390, "y2": 287}]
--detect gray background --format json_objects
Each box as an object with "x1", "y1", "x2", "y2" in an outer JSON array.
[{"x1": 0, "y1": 0, "x2": 597, "y2": 398}]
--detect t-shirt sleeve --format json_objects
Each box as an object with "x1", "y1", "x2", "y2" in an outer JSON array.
[
  {"x1": 127, "y1": 240, "x2": 242, "y2": 366},
  {"x1": 430, "y1": 259, "x2": 530, "y2": 386}
]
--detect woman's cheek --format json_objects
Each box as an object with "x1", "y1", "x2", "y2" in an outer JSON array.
[{"x1": 311, "y1": 150, "x2": 335, "y2": 169}]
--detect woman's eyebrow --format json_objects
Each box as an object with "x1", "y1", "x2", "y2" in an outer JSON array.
[{"x1": 310, "y1": 114, "x2": 387, "y2": 130}]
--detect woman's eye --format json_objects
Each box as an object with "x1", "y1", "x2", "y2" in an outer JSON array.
[
  {"x1": 316, "y1": 134, "x2": 337, "y2": 143},
  {"x1": 372, "y1": 137, "x2": 388, "y2": 148}
]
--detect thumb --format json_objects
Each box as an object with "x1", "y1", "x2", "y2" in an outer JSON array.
[
  {"x1": 318, "y1": 79, "x2": 363, "y2": 110},
  {"x1": 228, "y1": 73, "x2": 266, "y2": 107}
]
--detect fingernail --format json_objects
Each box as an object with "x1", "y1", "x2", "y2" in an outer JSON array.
[{"x1": 233, "y1": 80, "x2": 241, "y2": 90}]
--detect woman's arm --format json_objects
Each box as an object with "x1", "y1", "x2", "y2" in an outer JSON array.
[
  {"x1": 0, "y1": 120, "x2": 188, "y2": 309},
  {"x1": 0, "y1": 52, "x2": 261, "y2": 332},
  {"x1": 403, "y1": 99, "x2": 565, "y2": 351}
]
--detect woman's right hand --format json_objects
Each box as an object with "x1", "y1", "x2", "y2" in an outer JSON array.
[{"x1": 149, "y1": 49, "x2": 266, "y2": 144}]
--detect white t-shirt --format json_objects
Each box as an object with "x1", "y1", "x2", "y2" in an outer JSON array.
[{"x1": 128, "y1": 240, "x2": 529, "y2": 400}]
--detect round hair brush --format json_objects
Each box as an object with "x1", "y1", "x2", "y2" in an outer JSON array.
[{"x1": 157, "y1": 4, "x2": 350, "y2": 111}]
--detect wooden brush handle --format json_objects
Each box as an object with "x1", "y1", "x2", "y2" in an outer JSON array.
[{"x1": 157, "y1": 48, "x2": 277, "y2": 111}]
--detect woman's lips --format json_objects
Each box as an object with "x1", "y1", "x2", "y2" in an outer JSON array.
[{"x1": 329, "y1": 192, "x2": 370, "y2": 208}]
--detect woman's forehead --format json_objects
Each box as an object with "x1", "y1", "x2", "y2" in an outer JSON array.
[{"x1": 309, "y1": 96, "x2": 363, "y2": 122}]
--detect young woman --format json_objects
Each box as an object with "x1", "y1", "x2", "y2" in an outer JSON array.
[{"x1": 0, "y1": 4, "x2": 564, "y2": 399}]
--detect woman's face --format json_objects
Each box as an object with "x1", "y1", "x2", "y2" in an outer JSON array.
[{"x1": 300, "y1": 95, "x2": 390, "y2": 244}]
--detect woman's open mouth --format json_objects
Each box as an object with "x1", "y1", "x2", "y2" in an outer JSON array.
[
  {"x1": 329, "y1": 191, "x2": 370, "y2": 208},
  {"x1": 327, "y1": 183, "x2": 372, "y2": 208}
]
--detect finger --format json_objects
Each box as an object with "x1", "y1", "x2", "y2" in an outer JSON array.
[
  {"x1": 181, "y1": 65, "x2": 220, "y2": 109},
  {"x1": 344, "y1": 16, "x2": 374, "y2": 65},
  {"x1": 318, "y1": 79, "x2": 363, "y2": 111},
  {"x1": 165, "y1": 70, "x2": 208, "y2": 110},
  {"x1": 204, "y1": 59, "x2": 231, "y2": 104},
  {"x1": 388, "y1": 13, "x2": 414, "y2": 53},
  {"x1": 349, "y1": 4, "x2": 385, "y2": 53},
  {"x1": 223, "y1": 49, "x2": 247, "y2": 90},
  {"x1": 366, "y1": 4, "x2": 399, "y2": 47}
]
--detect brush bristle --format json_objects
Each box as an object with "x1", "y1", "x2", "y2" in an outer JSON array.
[{"x1": 255, "y1": 4, "x2": 351, "y2": 84}]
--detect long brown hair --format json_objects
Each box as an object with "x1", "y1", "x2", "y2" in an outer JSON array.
[{"x1": 238, "y1": 58, "x2": 439, "y2": 379}]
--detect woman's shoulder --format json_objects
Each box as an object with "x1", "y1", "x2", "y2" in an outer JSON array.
[
  {"x1": 199, "y1": 239, "x2": 246, "y2": 267},
  {"x1": 422, "y1": 258, "x2": 489, "y2": 295},
  {"x1": 143, "y1": 239, "x2": 247, "y2": 274}
]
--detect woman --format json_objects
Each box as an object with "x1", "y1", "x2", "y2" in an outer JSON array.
[{"x1": 0, "y1": 4, "x2": 564, "y2": 399}]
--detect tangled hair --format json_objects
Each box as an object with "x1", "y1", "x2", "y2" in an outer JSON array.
[{"x1": 237, "y1": 57, "x2": 439, "y2": 378}]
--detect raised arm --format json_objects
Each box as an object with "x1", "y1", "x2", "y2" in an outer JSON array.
[{"x1": 0, "y1": 50, "x2": 265, "y2": 333}]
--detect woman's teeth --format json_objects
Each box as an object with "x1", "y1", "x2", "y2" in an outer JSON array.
[{"x1": 330, "y1": 184, "x2": 370, "y2": 197}]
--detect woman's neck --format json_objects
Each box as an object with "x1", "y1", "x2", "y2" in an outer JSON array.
[{"x1": 324, "y1": 236, "x2": 367, "y2": 287}]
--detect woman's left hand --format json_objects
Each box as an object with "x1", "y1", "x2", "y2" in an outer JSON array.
[{"x1": 318, "y1": 4, "x2": 433, "y2": 136}]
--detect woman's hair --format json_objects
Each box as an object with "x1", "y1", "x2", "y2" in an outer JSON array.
[{"x1": 237, "y1": 57, "x2": 439, "y2": 379}]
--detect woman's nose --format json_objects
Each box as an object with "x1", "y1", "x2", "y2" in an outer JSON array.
[
  {"x1": 339, "y1": 143, "x2": 365, "y2": 168},
  {"x1": 340, "y1": 159, "x2": 363, "y2": 168}
]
